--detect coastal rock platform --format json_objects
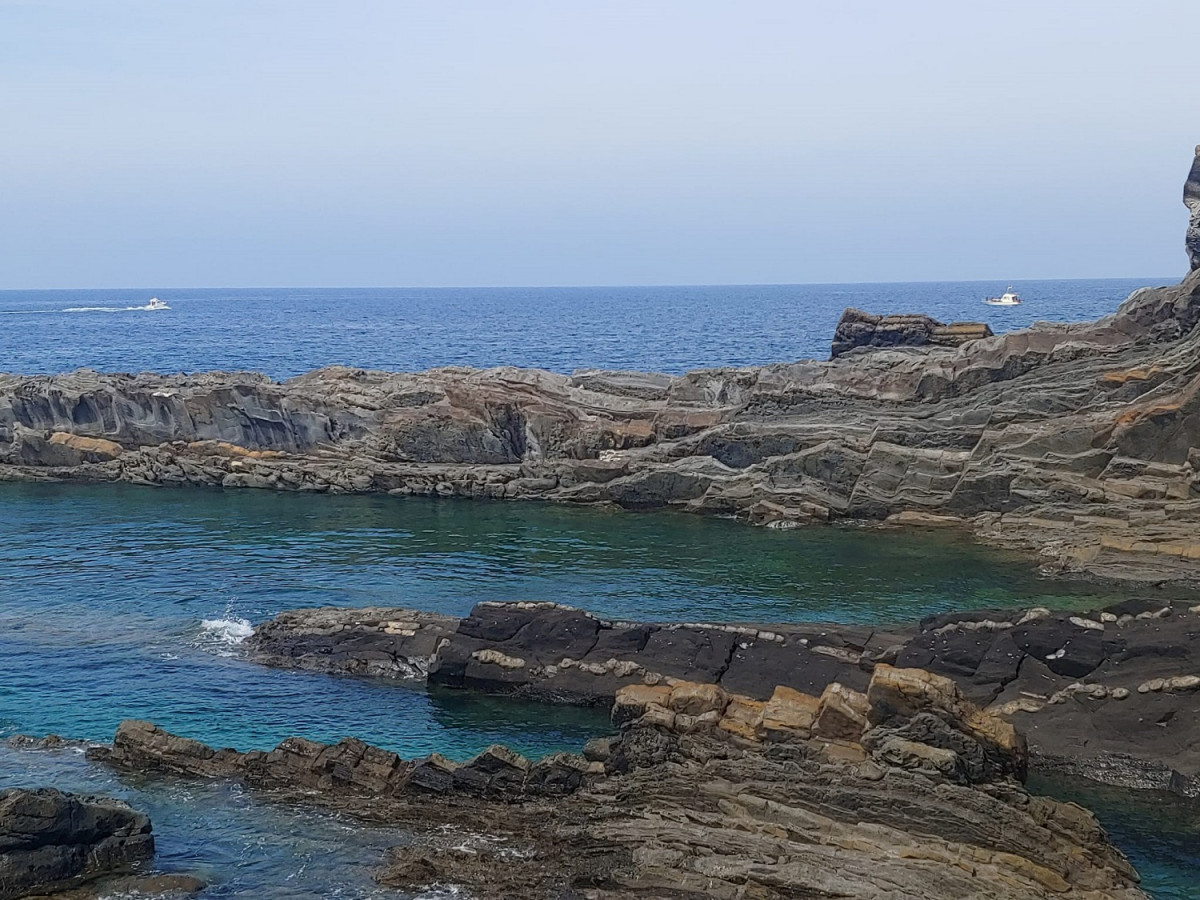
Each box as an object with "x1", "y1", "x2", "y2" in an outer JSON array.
[
  {"x1": 248, "y1": 599, "x2": 1200, "y2": 797},
  {"x1": 88, "y1": 665, "x2": 1147, "y2": 900},
  {"x1": 1, "y1": 270, "x2": 1199, "y2": 583}
]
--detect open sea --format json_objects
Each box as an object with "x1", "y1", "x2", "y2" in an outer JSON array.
[{"x1": 1, "y1": 279, "x2": 1196, "y2": 898}]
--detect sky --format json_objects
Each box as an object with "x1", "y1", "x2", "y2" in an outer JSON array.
[{"x1": 1, "y1": 0, "x2": 1197, "y2": 288}]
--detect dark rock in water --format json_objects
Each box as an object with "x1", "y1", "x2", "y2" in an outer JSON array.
[
  {"x1": 253, "y1": 598, "x2": 1200, "y2": 799},
  {"x1": 1186, "y1": 144, "x2": 1200, "y2": 270},
  {"x1": 0, "y1": 788, "x2": 154, "y2": 900},
  {"x1": 244, "y1": 606, "x2": 457, "y2": 680},
  {"x1": 830, "y1": 307, "x2": 994, "y2": 358}
]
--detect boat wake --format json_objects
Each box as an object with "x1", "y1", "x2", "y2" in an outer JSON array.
[{"x1": 62, "y1": 302, "x2": 169, "y2": 313}]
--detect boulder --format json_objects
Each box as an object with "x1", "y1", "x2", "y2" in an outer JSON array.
[{"x1": 0, "y1": 788, "x2": 154, "y2": 899}]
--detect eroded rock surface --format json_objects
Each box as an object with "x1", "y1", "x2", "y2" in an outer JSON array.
[
  {"x1": 0, "y1": 788, "x2": 154, "y2": 900},
  {"x1": 2, "y1": 269, "x2": 1200, "y2": 582},
  {"x1": 91, "y1": 666, "x2": 1145, "y2": 900},
  {"x1": 249, "y1": 599, "x2": 1200, "y2": 797}
]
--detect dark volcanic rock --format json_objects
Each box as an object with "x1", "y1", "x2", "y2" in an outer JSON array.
[
  {"x1": 831, "y1": 307, "x2": 993, "y2": 358},
  {"x1": 0, "y1": 788, "x2": 154, "y2": 900}
]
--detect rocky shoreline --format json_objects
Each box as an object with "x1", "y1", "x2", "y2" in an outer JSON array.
[
  {"x1": 1, "y1": 266, "x2": 1199, "y2": 584},
  {"x1": 247, "y1": 599, "x2": 1200, "y2": 798},
  {"x1": 55, "y1": 665, "x2": 1146, "y2": 899}
]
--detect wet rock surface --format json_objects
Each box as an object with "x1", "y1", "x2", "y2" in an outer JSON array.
[
  {"x1": 1, "y1": 267, "x2": 1199, "y2": 583},
  {"x1": 0, "y1": 788, "x2": 154, "y2": 900},
  {"x1": 90, "y1": 666, "x2": 1146, "y2": 899},
  {"x1": 250, "y1": 599, "x2": 1200, "y2": 797}
]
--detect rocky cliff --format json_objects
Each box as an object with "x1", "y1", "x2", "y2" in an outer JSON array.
[
  {"x1": 1186, "y1": 144, "x2": 1200, "y2": 270},
  {"x1": 3, "y1": 269, "x2": 1200, "y2": 582}
]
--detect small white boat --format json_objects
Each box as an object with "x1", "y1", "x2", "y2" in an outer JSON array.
[
  {"x1": 145, "y1": 297, "x2": 170, "y2": 310},
  {"x1": 984, "y1": 287, "x2": 1022, "y2": 306}
]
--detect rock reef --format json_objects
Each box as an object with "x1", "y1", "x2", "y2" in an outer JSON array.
[
  {"x1": 2, "y1": 268, "x2": 1200, "y2": 583},
  {"x1": 88, "y1": 665, "x2": 1146, "y2": 899},
  {"x1": 247, "y1": 599, "x2": 1200, "y2": 798},
  {"x1": 0, "y1": 788, "x2": 154, "y2": 900}
]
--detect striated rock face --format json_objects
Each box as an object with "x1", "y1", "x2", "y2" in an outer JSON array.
[
  {"x1": 1, "y1": 270, "x2": 1199, "y2": 582},
  {"x1": 0, "y1": 788, "x2": 154, "y2": 900},
  {"x1": 831, "y1": 307, "x2": 993, "y2": 358},
  {"x1": 1187, "y1": 145, "x2": 1200, "y2": 270},
  {"x1": 250, "y1": 599, "x2": 1200, "y2": 797},
  {"x1": 91, "y1": 667, "x2": 1145, "y2": 899}
]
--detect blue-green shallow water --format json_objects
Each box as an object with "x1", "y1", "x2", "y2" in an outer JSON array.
[{"x1": 0, "y1": 482, "x2": 1192, "y2": 897}]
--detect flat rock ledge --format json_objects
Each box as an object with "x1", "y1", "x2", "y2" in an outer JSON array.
[
  {"x1": 0, "y1": 788, "x2": 154, "y2": 900},
  {"x1": 1, "y1": 267, "x2": 1199, "y2": 584},
  {"x1": 247, "y1": 598, "x2": 1200, "y2": 797},
  {"x1": 88, "y1": 665, "x2": 1145, "y2": 900}
]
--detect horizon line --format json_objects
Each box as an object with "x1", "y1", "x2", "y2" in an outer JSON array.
[{"x1": 0, "y1": 274, "x2": 1179, "y2": 293}]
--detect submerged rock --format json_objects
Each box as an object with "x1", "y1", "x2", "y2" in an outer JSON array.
[{"x1": 0, "y1": 788, "x2": 154, "y2": 900}]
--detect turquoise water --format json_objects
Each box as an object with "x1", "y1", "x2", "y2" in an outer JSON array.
[{"x1": 0, "y1": 483, "x2": 1126, "y2": 752}]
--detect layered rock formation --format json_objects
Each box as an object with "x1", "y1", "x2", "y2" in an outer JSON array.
[
  {"x1": 91, "y1": 666, "x2": 1146, "y2": 899},
  {"x1": 1187, "y1": 144, "x2": 1200, "y2": 270},
  {"x1": 0, "y1": 788, "x2": 154, "y2": 899},
  {"x1": 248, "y1": 599, "x2": 1200, "y2": 797},
  {"x1": 2, "y1": 267, "x2": 1200, "y2": 582},
  {"x1": 831, "y1": 308, "x2": 993, "y2": 357}
]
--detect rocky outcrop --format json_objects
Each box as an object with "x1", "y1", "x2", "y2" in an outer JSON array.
[
  {"x1": 90, "y1": 667, "x2": 1145, "y2": 899},
  {"x1": 88, "y1": 719, "x2": 597, "y2": 801},
  {"x1": 831, "y1": 308, "x2": 993, "y2": 358},
  {"x1": 1, "y1": 269, "x2": 1199, "y2": 583},
  {"x1": 0, "y1": 788, "x2": 154, "y2": 899},
  {"x1": 1186, "y1": 144, "x2": 1200, "y2": 270},
  {"x1": 249, "y1": 599, "x2": 1200, "y2": 797}
]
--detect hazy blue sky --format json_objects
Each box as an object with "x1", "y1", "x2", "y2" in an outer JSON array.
[{"x1": 1, "y1": 0, "x2": 1196, "y2": 288}]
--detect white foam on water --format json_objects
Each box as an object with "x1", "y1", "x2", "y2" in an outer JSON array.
[{"x1": 199, "y1": 616, "x2": 254, "y2": 644}]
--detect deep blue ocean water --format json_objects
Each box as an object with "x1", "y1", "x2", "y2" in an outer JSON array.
[
  {"x1": 0, "y1": 280, "x2": 1195, "y2": 897},
  {"x1": 0, "y1": 278, "x2": 1163, "y2": 377}
]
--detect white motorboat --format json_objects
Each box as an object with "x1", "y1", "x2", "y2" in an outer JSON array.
[
  {"x1": 145, "y1": 297, "x2": 170, "y2": 310},
  {"x1": 984, "y1": 287, "x2": 1021, "y2": 306}
]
